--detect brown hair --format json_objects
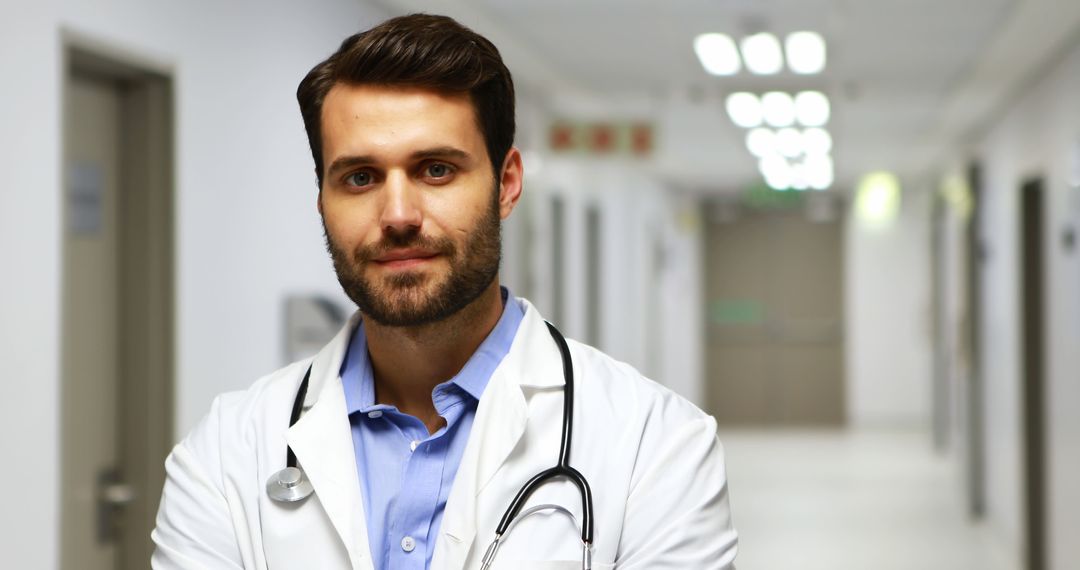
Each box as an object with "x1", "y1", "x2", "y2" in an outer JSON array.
[{"x1": 297, "y1": 13, "x2": 516, "y2": 188}]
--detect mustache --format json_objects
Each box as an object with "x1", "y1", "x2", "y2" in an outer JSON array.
[{"x1": 354, "y1": 227, "x2": 456, "y2": 262}]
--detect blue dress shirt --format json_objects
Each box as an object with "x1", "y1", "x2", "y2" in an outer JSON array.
[{"x1": 340, "y1": 289, "x2": 525, "y2": 570}]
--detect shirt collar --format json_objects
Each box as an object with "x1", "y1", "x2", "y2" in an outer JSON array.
[{"x1": 340, "y1": 287, "x2": 525, "y2": 415}]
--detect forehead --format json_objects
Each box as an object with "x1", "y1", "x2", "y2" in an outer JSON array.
[{"x1": 320, "y1": 84, "x2": 484, "y2": 158}]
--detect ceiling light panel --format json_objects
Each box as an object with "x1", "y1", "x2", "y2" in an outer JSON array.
[
  {"x1": 776, "y1": 128, "x2": 803, "y2": 157},
  {"x1": 746, "y1": 128, "x2": 777, "y2": 158},
  {"x1": 761, "y1": 91, "x2": 796, "y2": 127},
  {"x1": 790, "y1": 162, "x2": 809, "y2": 190},
  {"x1": 760, "y1": 155, "x2": 794, "y2": 190},
  {"x1": 740, "y1": 33, "x2": 784, "y2": 75},
  {"x1": 795, "y1": 91, "x2": 830, "y2": 126},
  {"x1": 805, "y1": 154, "x2": 835, "y2": 190},
  {"x1": 802, "y1": 128, "x2": 833, "y2": 155},
  {"x1": 725, "y1": 92, "x2": 763, "y2": 128},
  {"x1": 694, "y1": 33, "x2": 741, "y2": 76},
  {"x1": 785, "y1": 31, "x2": 827, "y2": 74}
]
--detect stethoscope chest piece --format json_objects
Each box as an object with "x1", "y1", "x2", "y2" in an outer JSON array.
[{"x1": 266, "y1": 466, "x2": 314, "y2": 503}]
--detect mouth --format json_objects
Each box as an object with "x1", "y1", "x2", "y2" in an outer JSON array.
[{"x1": 371, "y1": 248, "x2": 441, "y2": 269}]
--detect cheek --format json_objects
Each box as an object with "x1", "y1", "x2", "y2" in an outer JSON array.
[
  {"x1": 430, "y1": 191, "x2": 490, "y2": 233},
  {"x1": 324, "y1": 202, "x2": 378, "y2": 244}
]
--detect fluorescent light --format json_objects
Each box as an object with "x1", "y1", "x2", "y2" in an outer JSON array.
[
  {"x1": 776, "y1": 128, "x2": 803, "y2": 157},
  {"x1": 761, "y1": 91, "x2": 796, "y2": 127},
  {"x1": 746, "y1": 128, "x2": 777, "y2": 158},
  {"x1": 740, "y1": 33, "x2": 784, "y2": 75},
  {"x1": 694, "y1": 33, "x2": 741, "y2": 76},
  {"x1": 760, "y1": 155, "x2": 793, "y2": 189},
  {"x1": 725, "y1": 92, "x2": 763, "y2": 128},
  {"x1": 805, "y1": 154, "x2": 834, "y2": 190},
  {"x1": 856, "y1": 171, "x2": 902, "y2": 223},
  {"x1": 785, "y1": 31, "x2": 827, "y2": 74},
  {"x1": 795, "y1": 91, "x2": 830, "y2": 126},
  {"x1": 802, "y1": 128, "x2": 833, "y2": 155}
]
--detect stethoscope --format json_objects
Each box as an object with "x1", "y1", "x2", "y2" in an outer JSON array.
[{"x1": 266, "y1": 322, "x2": 595, "y2": 569}]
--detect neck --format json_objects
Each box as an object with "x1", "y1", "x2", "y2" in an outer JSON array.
[{"x1": 363, "y1": 281, "x2": 505, "y2": 432}]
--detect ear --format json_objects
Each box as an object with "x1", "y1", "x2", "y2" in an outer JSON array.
[
  {"x1": 316, "y1": 171, "x2": 324, "y2": 216},
  {"x1": 497, "y1": 147, "x2": 524, "y2": 219}
]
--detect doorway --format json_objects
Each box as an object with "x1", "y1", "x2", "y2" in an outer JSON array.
[
  {"x1": 60, "y1": 46, "x2": 175, "y2": 569},
  {"x1": 704, "y1": 204, "x2": 845, "y2": 425},
  {"x1": 964, "y1": 161, "x2": 985, "y2": 520},
  {"x1": 1020, "y1": 176, "x2": 1046, "y2": 570}
]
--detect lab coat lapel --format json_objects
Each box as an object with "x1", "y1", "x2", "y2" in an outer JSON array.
[
  {"x1": 435, "y1": 301, "x2": 565, "y2": 569},
  {"x1": 285, "y1": 314, "x2": 374, "y2": 570}
]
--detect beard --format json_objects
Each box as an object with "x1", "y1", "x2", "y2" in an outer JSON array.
[{"x1": 323, "y1": 191, "x2": 502, "y2": 328}]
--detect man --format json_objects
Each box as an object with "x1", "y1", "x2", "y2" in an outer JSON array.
[{"x1": 152, "y1": 13, "x2": 737, "y2": 570}]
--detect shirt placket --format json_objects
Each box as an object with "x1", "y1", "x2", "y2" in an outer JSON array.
[{"x1": 386, "y1": 416, "x2": 443, "y2": 569}]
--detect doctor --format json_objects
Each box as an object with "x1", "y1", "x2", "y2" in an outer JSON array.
[{"x1": 152, "y1": 13, "x2": 737, "y2": 570}]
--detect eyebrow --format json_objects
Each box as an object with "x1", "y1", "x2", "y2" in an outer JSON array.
[{"x1": 325, "y1": 146, "x2": 473, "y2": 178}]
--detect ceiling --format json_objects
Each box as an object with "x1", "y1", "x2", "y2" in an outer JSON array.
[{"x1": 374, "y1": 0, "x2": 1080, "y2": 193}]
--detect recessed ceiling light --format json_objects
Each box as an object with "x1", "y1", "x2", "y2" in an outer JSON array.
[
  {"x1": 694, "y1": 33, "x2": 741, "y2": 76},
  {"x1": 725, "y1": 92, "x2": 763, "y2": 128},
  {"x1": 746, "y1": 128, "x2": 777, "y2": 157},
  {"x1": 760, "y1": 155, "x2": 793, "y2": 189},
  {"x1": 790, "y1": 162, "x2": 809, "y2": 191},
  {"x1": 795, "y1": 91, "x2": 830, "y2": 126},
  {"x1": 761, "y1": 91, "x2": 796, "y2": 127},
  {"x1": 786, "y1": 31, "x2": 827, "y2": 74},
  {"x1": 740, "y1": 33, "x2": 784, "y2": 75},
  {"x1": 805, "y1": 154, "x2": 835, "y2": 190},
  {"x1": 802, "y1": 128, "x2": 833, "y2": 155},
  {"x1": 776, "y1": 128, "x2": 803, "y2": 157}
]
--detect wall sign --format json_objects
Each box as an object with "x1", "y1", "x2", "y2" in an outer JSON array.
[
  {"x1": 548, "y1": 121, "x2": 654, "y2": 156},
  {"x1": 68, "y1": 161, "x2": 104, "y2": 235}
]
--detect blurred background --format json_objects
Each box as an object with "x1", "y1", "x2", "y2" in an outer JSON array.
[{"x1": 2, "y1": 0, "x2": 1080, "y2": 568}]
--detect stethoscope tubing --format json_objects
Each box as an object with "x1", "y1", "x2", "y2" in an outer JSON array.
[{"x1": 494, "y1": 322, "x2": 594, "y2": 545}]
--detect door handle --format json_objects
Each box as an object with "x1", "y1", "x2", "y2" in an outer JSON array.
[
  {"x1": 96, "y1": 468, "x2": 136, "y2": 544},
  {"x1": 102, "y1": 481, "x2": 137, "y2": 507}
]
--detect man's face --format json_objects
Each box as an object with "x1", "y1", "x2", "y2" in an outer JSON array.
[{"x1": 318, "y1": 84, "x2": 520, "y2": 327}]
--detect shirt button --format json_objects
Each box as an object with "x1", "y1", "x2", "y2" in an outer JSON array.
[
  {"x1": 410, "y1": 440, "x2": 420, "y2": 452},
  {"x1": 367, "y1": 410, "x2": 383, "y2": 419},
  {"x1": 400, "y1": 535, "x2": 416, "y2": 552}
]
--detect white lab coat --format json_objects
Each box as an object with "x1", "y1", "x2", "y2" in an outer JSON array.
[{"x1": 152, "y1": 298, "x2": 738, "y2": 569}]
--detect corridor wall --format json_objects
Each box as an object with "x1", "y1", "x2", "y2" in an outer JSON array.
[
  {"x1": 844, "y1": 181, "x2": 935, "y2": 426},
  {"x1": 965, "y1": 31, "x2": 1080, "y2": 570}
]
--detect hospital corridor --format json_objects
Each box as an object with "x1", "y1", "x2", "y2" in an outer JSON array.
[{"x1": 3, "y1": 0, "x2": 1080, "y2": 568}]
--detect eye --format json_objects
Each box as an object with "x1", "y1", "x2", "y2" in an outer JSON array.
[
  {"x1": 424, "y1": 162, "x2": 454, "y2": 180},
  {"x1": 345, "y1": 170, "x2": 373, "y2": 188}
]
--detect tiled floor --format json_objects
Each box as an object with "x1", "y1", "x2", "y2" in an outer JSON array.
[{"x1": 719, "y1": 428, "x2": 1018, "y2": 570}]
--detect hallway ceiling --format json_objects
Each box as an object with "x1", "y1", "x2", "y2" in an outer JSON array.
[{"x1": 375, "y1": 0, "x2": 1080, "y2": 193}]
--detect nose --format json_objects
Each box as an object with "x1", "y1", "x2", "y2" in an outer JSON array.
[{"x1": 379, "y1": 170, "x2": 423, "y2": 234}]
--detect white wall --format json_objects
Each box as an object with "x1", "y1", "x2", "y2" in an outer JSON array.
[
  {"x1": 513, "y1": 156, "x2": 707, "y2": 406},
  {"x1": 964, "y1": 33, "x2": 1080, "y2": 569},
  {"x1": 844, "y1": 181, "x2": 935, "y2": 426},
  {"x1": 0, "y1": 4, "x2": 64, "y2": 568},
  {"x1": 0, "y1": 1, "x2": 386, "y2": 566}
]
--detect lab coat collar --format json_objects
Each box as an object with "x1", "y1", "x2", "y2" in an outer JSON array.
[
  {"x1": 435, "y1": 298, "x2": 566, "y2": 568},
  {"x1": 505, "y1": 298, "x2": 566, "y2": 389},
  {"x1": 285, "y1": 311, "x2": 374, "y2": 570}
]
